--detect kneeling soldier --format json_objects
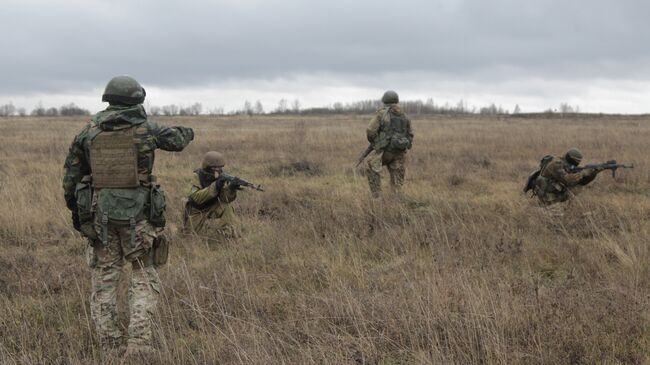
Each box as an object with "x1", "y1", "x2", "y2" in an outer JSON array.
[{"x1": 184, "y1": 151, "x2": 240, "y2": 241}]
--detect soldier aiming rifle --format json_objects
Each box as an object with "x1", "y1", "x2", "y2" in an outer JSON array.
[
  {"x1": 524, "y1": 148, "x2": 633, "y2": 206},
  {"x1": 184, "y1": 151, "x2": 263, "y2": 241}
]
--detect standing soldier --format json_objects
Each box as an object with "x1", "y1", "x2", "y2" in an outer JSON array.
[
  {"x1": 62, "y1": 76, "x2": 194, "y2": 359},
  {"x1": 183, "y1": 151, "x2": 241, "y2": 241},
  {"x1": 365, "y1": 90, "x2": 414, "y2": 198},
  {"x1": 526, "y1": 148, "x2": 602, "y2": 207}
]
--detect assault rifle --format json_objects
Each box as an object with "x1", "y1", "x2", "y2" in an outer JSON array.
[
  {"x1": 355, "y1": 144, "x2": 374, "y2": 167},
  {"x1": 218, "y1": 173, "x2": 264, "y2": 191},
  {"x1": 568, "y1": 160, "x2": 633, "y2": 178}
]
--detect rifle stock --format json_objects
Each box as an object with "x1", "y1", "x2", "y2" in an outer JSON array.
[{"x1": 355, "y1": 144, "x2": 374, "y2": 167}]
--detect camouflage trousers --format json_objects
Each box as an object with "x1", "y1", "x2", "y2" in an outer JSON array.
[
  {"x1": 185, "y1": 202, "x2": 240, "y2": 243},
  {"x1": 536, "y1": 186, "x2": 582, "y2": 207},
  {"x1": 87, "y1": 218, "x2": 161, "y2": 352},
  {"x1": 366, "y1": 150, "x2": 406, "y2": 198}
]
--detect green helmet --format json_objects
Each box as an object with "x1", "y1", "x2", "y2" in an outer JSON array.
[
  {"x1": 202, "y1": 151, "x2": 226, "y2": 169},
  {"x1": 102, "y1": 75, "x2": 146, "y2": 105},
  {"x1": 381, "y1": 90, "x2": 399, "y2": 104},
  {"x1": 565, "y1": 148, "x2": 583, "y2": 165}
]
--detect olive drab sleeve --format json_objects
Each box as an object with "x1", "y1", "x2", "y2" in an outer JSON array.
[
  {"x1": 62, "y1": 126, "x2": 91, "y2": 209},
  {"x1": 187, "y1": 173, "x2": 218, "y2": 205},
  {"x1": 544, "y1": 159, "x2": 594, "y2": 187},
  {"x1": 150, "y1": 122, "x2": 194, "y2": 152}
]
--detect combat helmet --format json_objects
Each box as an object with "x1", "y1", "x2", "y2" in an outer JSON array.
[
  {"x1": 102, "y1": 75, "x2": 146, "y2": 105},
  {"x1": 381, "y1": 90, "x2": 399, "y2": 104},
  {"x1": 202, "y1": 151, "x2": 226, "y2": 169},
  {"x1": 565, "y1": 148, "x2": 583, "y2": 165}
]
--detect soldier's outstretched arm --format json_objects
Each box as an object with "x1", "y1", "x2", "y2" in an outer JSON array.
[
  {"x1": 150, "y1": 122, "x2": 194, "y2": 151},
  {"x1": 545, "y1": 159, "x2": 589, "y2": 187}
]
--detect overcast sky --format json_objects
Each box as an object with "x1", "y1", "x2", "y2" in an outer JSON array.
[{"x1": 1, "y1": 0, "x2": 649, "y2": 114}]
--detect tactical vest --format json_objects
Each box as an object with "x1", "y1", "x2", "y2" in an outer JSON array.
[
  {"x1": 374, "y1": 108, "x2": 412, "y2": 152},
  {"x1": 86, "y1": 124, "x2": 152, "y2": 246},
  {"x1": 89, "y1": 127, "x2": 139, "y2": 188}
]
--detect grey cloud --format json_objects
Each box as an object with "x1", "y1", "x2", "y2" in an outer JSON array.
[{"x1": 1, "y1": 0, "x2": 649, "y2": 94}]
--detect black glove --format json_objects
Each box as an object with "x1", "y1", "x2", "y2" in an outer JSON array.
[
  {"x1": 65, "y1": 194, "x2": 77, "y2": 211},
  {"x1": 71, "y1": 210, "x2": 81, "y2": 232},
  {"x1": 228, "y1": 181, "x2": 243, "y2": 191}
]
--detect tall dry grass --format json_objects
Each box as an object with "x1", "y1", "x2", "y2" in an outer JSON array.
[{"x1": 0, "y1": 114, "x2": 649, "y2": 364}]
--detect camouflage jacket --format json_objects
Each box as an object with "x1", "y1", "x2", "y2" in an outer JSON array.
[
  {"x1": 186, "y1": 169, "x2": 237, "y2": 212},
  {"x1": 63, "y1": 104, "x2": 193, "y2": 209},
  {"x1": 540, "y1": 156, "x2": 596, "y2": 189},
  {"x1": 366, "y1": 104, "x2": 413, "y2": 152}
]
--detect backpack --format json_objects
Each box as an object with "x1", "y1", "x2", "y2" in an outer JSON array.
[
  {"x1": 523, "y1": 155, "x2": 555, "y2": 194},
  {"x1": 375, "y1": 108, "x2": 412, "y2": 152}
]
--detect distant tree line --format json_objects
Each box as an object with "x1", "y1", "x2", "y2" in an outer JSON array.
[
  {"x1": 295, "y1": 98, "x2": 519, "y2": 116},
  {"x1": 0, "y1": 99, "x2": 584, "y2": 118},
  {"x1": 143, "y1": 98, "x2": 520, "y2": 116},
  {"x1": 0, "y1": 102, "x2": 90, "y2": 117}
]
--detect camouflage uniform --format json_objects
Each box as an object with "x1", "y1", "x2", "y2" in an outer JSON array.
[
  {"x1": 533, "y1": 155, "x2": 598, "y2": 206},
  {"x1": 184, "y1": 169, "x2": 239, "y2": 241},
  {"x1": 366, "y1": 103, "x2": 414, "y2": 197},
  {"x1": 63, "y1": 102, "x2": 193, "y2": 354}
]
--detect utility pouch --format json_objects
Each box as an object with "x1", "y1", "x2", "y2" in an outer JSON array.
[
  {"x1": 96, "y1": 187, "x2": 148, "y2": 225},
  {"x1": 152, "y1": 234, "x2": 169, "y2": 267},
  {"x1": 95, "y1": 187, "x2": 147, "y2": 246},
  {"x1": 75, "y1": 182, "x2": 97, "y2": 240},
  {"x1": 149, "y1": 185, "x2": 166, "y2": 228},
  {"x1": 389, "y1": 135, "x2": 411, "y2": 151}
]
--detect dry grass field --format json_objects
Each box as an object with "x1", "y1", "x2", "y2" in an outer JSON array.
[{"x1": 0, "y1": 114, "x2": 649, "y2": 364}]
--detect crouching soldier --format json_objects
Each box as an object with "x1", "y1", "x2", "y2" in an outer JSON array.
[
  {"x1": 184, "y1": 151, "x2": 241, "y2": 241},
  {"x1": 528, "y1": 148, "x2": 602, "y2": 206},
  {"x1": 62, "y1": 76, "x2": 194, "y2": 359}
]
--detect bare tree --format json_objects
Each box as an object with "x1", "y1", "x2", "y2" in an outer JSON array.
[
  {"x1": 253, "y1": 100, "x2": 264, "y2": 115},
  {"x1": 162, "y1": 105, "x2": 179, "y2": 116},
  {"x1": 276, "y1": 98, "x2": 288, "y2": 113},
  {"x1": 243, "y1": 100, "x2": 253, "y2": 116},
  {"x1": 291, "y1": 99, "x2": 301, "y2": 114},
  {"x1": 208, "y1": 107, "x2": 224, "y2": 115},
  {"x1": 149, "y1": 106, "x2": 161, "y2": 116},
  {"x1": 45, "y1": 107, "x2": 59, "y2": 116},
  {"x1": 559, "y1": 102, "x2": 574, "y2": 114},
  {"x1": 59, "y1": 103, "x2": 90, "y2": 116},
  {"x1": 31, "y1": 102, "x2": 46, "y2": 116},
  {"x1": 0, "y1": 103, "x2": 16, "y2": 117},
  {"x1": 190, "y1": 102, "x2": 202, "y2": 116}
]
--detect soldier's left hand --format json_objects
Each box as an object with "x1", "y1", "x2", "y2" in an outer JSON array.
[{"x1": 71, "y1": 211, "x2": 81, "y2": 231}]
